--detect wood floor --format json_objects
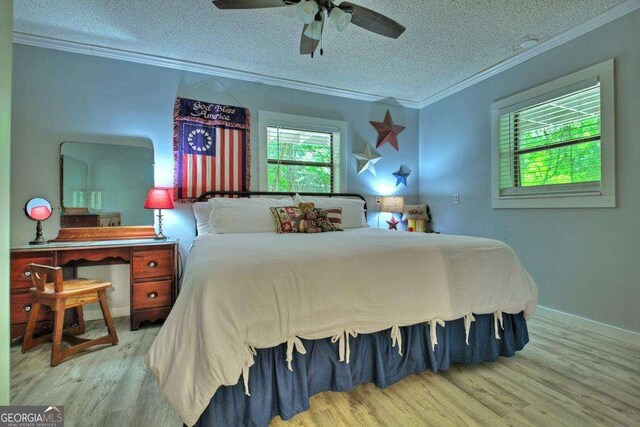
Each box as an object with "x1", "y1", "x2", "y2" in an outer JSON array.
[{"x1": 11, "y1": 316, "x2": 640, "y2": 426}]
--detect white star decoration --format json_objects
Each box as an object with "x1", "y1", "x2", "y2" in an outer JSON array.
[{"x1": 353, "y1": 144, "x2": 382, "y2": 175}]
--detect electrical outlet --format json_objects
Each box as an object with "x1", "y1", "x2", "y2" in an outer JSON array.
[
  {"x1": 375, "y1": 196, "x2": 381, "y2": 205},
  {"x1": 453, "y1": 193, "x2": 460, "y2": 204}
]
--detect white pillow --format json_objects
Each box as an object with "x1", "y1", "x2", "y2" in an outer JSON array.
[
  {"x1": 293, "y1": 194, "x2": 367, "y2": 229},
  {"x1": 209, "y1": 197, "x2": 294, "y2": 234},
  {"x1": 193, "y1": 202, "x2": 214, "y2": 235}
]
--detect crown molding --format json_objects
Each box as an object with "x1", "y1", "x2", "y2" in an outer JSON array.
[
  {"x1": 12, "y1": 0, "x2": 639, "y2": 111},
  {"x1": 11, "y1": 32, "x2": 421, "y2": 109},
  {"x1": 416, "y1": 0, "x2": 640, "y2": 109}
]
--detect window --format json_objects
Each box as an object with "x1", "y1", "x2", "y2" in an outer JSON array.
[
  {"x1": 492, "y1": 60, "x2": 615, "y2": 208},
  {"x1": 259, "y1": 112, "x2": 345, "y2": 193},
  {"x1": 266, "y1": 127, "x2": 336, "y2": 192}
]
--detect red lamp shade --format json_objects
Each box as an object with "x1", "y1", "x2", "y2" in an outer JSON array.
[
  {"x1": 29, "y1": 205, "x2": 52, "y2": 221},
  {"x1": 144, "y1": 188, "x2": 174, "y2": 210}
]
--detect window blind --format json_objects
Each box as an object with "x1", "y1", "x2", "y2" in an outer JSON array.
[
  {"x1": 498, "y1": 83, "x2": 602, "y2": 197},
  {"x1": 266, "y1": 126, "x2": 340, "y2": 193}
]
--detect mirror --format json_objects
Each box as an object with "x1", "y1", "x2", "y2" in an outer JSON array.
[
  {"x1": 60, "y1": 141, "x2": 155, "y2": 228},
  {"x1": 24, "y1": 197, "x2": 53, "y2": 244}
]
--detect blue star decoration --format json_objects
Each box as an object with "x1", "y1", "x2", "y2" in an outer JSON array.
[
  {"x1": 386, "y1": 215, "x2": 400, "y2": 230},
  {"x1": 392, "y1": 165, "x2": 410, "y2": 187}
]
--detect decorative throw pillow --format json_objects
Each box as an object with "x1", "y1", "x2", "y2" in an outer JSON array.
[
  {"x1": 323, "y1": 207, "x2": 344, "y2": 231},
  {"x1": 270, "y1": 206, "x2": 301, "y2": 233},
  {"x1": 314, "y1": 208, "x2": 340, "y2": 232},
  {"x1": 402, "y1": 204, "x2": 428, "y2": 221}
]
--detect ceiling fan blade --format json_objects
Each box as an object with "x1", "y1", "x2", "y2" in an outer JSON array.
[
  {"x1": 339, "y1": 2, "x2": 405, "y2": 39},
  {"x1": 299, "y1": 24, "x2": 320, "y2": 55},
  {"x1": 213, "y1": 0, "x2": 297, "y2": 10}
]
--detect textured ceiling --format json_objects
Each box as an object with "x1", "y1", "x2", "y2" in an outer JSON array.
[{"x1": 13, "y1": 0, "x2": 626, "y2": 103}]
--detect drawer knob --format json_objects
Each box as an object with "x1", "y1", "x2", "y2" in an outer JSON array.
[
  {"x1": 24, "y1": 304, "x2": 32, "y2": 312},
  {"x1": 148, "y1": 292, "x2": 158, "y2": 299},
  {"x1": 23, "y1": 270, "x2": 31, "y2": 278},
  {"x1": 148, "y1": 261, "x2": 158, "y2": 268}
]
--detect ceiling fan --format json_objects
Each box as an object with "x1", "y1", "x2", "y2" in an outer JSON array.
[{"x1": 212, "y1": 0, "x2": 406, "y2": 57}]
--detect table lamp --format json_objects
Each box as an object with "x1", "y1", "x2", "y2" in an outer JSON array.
[
  {"x1": 144, "y1": 188, "x2": 174, "y2": 240},
  {"x1": 379, "y1": 196, "x2": 405, "y2": 230}
]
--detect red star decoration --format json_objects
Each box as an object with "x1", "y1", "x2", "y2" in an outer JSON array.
[
  {"x1": 386, "y1": 215, "x2": 400, "y2": 230},
  {"x1": 370, "y1": 110, "x2": 406, "y2": 151}
]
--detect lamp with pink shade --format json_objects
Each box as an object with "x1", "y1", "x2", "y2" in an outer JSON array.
[{"x1": 144, "y1": 188, "x2": 174, "y2": 240}]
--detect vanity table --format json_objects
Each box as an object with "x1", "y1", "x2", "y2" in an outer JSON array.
[
  {"x1": 10, "y1": 138, "x2": 176, "y2": 341},
  {"x1": 10, "y1": 238, "x2": 178, "y2": 340}
]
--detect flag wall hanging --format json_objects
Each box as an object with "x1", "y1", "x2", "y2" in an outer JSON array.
[{"x1": 173, "y1": 97, "x2": 250, "y2": 202}]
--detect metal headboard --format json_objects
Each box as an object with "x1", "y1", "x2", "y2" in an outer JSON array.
[{"x1": 195, "y1": 191, "x2": 368, "y2": 235}]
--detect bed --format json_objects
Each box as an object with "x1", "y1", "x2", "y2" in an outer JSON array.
[{"x1": 146, "y1": 191, "x2": 538, "y2": 426}]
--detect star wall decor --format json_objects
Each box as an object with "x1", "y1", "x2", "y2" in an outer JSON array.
[
  {"x1": 392, "y1": 165, "x2": 410, "y2": 187},
  {"x1": 353, "y1": 144, "x2": 383, "y2": 175},
  {"x1": 370, "y1": 110, "x2": 406, "y2": 151},
  {"x1": 386, "y1": 215, "x2": 400, "y2": 230}
]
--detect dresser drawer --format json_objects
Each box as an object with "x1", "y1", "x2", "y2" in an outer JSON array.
[
  {"x1": 132, "y1": 280, "x2": 173, "y2": 310},
  {"x1": 11, "y1": 256, "x2": 54, "y2": 290},
  {"x1": 11, "y1": 292, "x2": 53, "y2": 324},
  {"x1": 132, "y1": 249, "x2": 173, "y2": 279}
]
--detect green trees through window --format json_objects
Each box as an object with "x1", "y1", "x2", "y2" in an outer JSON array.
[
  {"x1": 267, "y1": 127, "x2": 335, "y2": 193},
  {"x1": 499, "y1": 83, "x2": 602, "y2": 193},
  {"x1": 517, "y1": 116, "x2": 601, "y2": 187}
]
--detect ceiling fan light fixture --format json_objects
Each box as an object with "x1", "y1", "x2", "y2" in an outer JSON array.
[
  {"x1": 296, "y1": 0, "x2": 319, "y2": 25},
  {"x1": 303, "y1": 18, "x2": 323, "y2": 40},
  {"x1": 329, "y1": 7, "x2": 351, "y2": 32}
]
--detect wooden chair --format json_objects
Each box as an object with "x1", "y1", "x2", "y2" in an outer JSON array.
[{"x1": 21, "y1": 264, "x2": 119, "y2": 366}]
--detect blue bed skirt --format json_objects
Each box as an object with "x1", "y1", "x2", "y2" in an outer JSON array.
[{"x1": 194, "y1": 312, "x2": 529, "y2": 426}]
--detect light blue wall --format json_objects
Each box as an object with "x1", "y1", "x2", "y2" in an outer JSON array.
[
  {"x1": 0, "y1": 0, "x2": 12, "y2": 406},
  {"x1": 419, "y1": 10, "x2": 640, "y2": 332},
  {"x1": 10, "y1": 44, "x2": 419, "y2": 314},
  {"x1": 11, "y1": 45, "x2": 420, "y2": 249}
]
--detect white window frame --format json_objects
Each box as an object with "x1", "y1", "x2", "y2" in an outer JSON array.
[
  {"x1": 258, "y1": 111, "x2": 347, "y2": 193},
  {"x1": 491, "y1": 59, "x2": 615, "y2": 208}
]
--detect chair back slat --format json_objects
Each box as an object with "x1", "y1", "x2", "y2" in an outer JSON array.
[{"x1": 28, "y1": 264, "x2": 64, "y2": 292}]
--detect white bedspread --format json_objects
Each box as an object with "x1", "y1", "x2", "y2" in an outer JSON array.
[{"x1": 146, "y1": 228, "x2": 538, "y2": 425}]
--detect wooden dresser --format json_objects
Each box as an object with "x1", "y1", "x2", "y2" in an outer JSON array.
[{"x1": 10, "y1": 238, "x2": 179, "y2": 340}]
